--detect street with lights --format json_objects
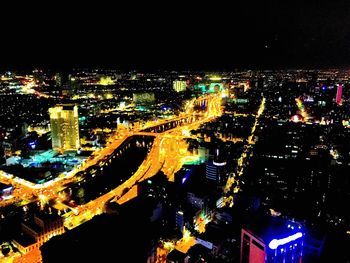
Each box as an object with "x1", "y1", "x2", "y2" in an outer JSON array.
[
  {"x1": 223, "y1": 96, "x2": 266, "y2": 207},
  {"x1": 1, "y1": 68, "x2": 349, "y2": 262},
  {"x1": 0, "y1": 92, "x2": 224, "y2": 252},
  {"x1": 63, "y1": 93, "x2": 223, "y2": 229}
]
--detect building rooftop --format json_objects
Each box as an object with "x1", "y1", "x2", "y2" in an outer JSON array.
[
  {"x1": 187, "y1": 244, "x2": 211, "y2": 261},
  {"x1": 167, "y1": 249, "x2": 186, "y2": 261},
  {"x1": 23, "y1": 219, "x2": 43, "y2": 234},
  {"x1": 41, "y1": 196, "x2": 157, "y2": 262},
  {"x1": 13, "y1": 232, "x2": 36, "y2": 247},
  {"x1": 35, "y1": 211, "x2": 62, "y2": 222},
  {"x1": 62, "y1": 104, "x2": 76, "y2": 110},
  {"x1": 199, "y1": 222, "x2": 226, "y2": 245},
  {"x1": 244, "y1": 215, "x2": 303, "y2": 246}
]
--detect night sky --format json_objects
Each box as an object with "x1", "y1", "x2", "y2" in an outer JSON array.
[{"x1": 1, "y1": 1, "x2": 350, "y2": 70}]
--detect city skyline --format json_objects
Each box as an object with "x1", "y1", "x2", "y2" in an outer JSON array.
[
  {"x1": 0, "y1": 1, "x2": 350, "y2": 262},
  {"x1": 0, "y1": 69, "x2": 349, "y2": 262}
]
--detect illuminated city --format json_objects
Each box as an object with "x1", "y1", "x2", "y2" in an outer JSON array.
[
  {"x1": 0, "y1": 68, "x2": 349, "y2": 263},
  {"x1": 1, "y1": 1, "x2": 350, "y2": 262}
]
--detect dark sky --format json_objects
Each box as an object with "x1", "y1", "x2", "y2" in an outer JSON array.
[{"x1": 1, "y1": 1, "x2": 350, "y2": 70}]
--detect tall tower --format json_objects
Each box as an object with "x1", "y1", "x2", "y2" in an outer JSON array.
[
  {"x1": 336, "y1": 84, "x2": 343, "y2": 105},
  {"x1": 240, "y1": 217, "x2": 304, "y2": 263},
  {"x1": 49, "y1": 104, "x2": 80, "y2": 151},
  {"x1": 205, "y1": 148, "x2": 227, "y2": 185}
]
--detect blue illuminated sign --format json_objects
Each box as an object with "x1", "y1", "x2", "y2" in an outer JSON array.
[
  {"x1": 268, "y1": 232, "x2": 303, "y2": 250},
  {"x1": 28, "y1": 141, "x2": 37, "y2": 149}
]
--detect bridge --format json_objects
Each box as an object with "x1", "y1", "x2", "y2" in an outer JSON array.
[
  {"x1": 140, "y1": 115, "x2": 200, "y2": 133},
  {"x1": 0, "y1": 93, "x2": 223, "y2": 229},
  {"x1": 63, "y1": 94, "x2": 223, "y2": 228}
]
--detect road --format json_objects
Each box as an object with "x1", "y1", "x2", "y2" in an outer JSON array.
[
  {"x1": 223, "y1": 97, "x2": 266, "y2": 207},
  {"x1": 0, "y1": 95, "x2": 217, "y2": 207},
  {"x1": 64, "y1": 94, "x2": 224, "y2": 229},
  {"x1": 0, "y1": 92, "x2": 224, "y2": 263}
]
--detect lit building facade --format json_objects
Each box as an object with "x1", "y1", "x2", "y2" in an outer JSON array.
[
  {"x1": 49, "y1": 104, "x2": 80, "y2": 151},
  {"x1": 175, "y1": 210, "x2": 185, "y2": 231},
  {"x1": 12, "y1": 213, "x2": 65, "y2": 262},
  {"x1": 173, "y1": 80, "x2": 187, "y2": 92},
  {"x1": 205, "y1": 161, "x2": 226, "y2": 184},
  {"x1": 205, "y1": 149, "x2": 227, "y2": 184},
  {"x1": 132, "y1": 92, "x2": 155, "y2": 106},
  {"x1": 240, "y1": 218, "x2": 304, "y2": 263},
  {"x1": 336, "y1": 84, "x2": 342, "y2": 105}
]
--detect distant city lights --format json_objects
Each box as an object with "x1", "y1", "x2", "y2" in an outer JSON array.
[{"x1": 291, "y1": 115, "x2": 302, "y2": 123}]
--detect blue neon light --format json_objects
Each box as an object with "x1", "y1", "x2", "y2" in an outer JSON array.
[
  {"x1": 181, "y1": 168, "x2": 193, "y2": 184},
  {"x1": 28, "y1": 141, "x2": 37, "y2": 149},
  {"x1": 268, "y1": 232, "x2": 303, "y2": 250}
]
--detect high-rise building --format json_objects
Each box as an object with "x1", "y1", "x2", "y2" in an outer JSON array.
[
  {"x1": 175, "y1": 210, "x2": 184, "y2": 232},
  {"x1": 206, "y1": 161, "x2": 226, "y2": 184},
  {"x1": 49, "y1": 104, "x2": 80, "y2": 151},
  {"x1": 173, "y1": 80, "x2": 187, "y2": 92},
  {"x1": 240, "y1": 216, "x2": 304, "y2": 263},
  {"x1": 336, "y1": 84, "x2": 343, "y2": 105},
  {"x1": 205, "y1": 148, "x2": 227, "y2": 184}
]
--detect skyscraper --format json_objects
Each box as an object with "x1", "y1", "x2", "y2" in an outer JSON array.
[
  {"x1": 49, "y1": 104, "x2": 80, "y2": 151},
  {"x1": 175, "y1": 210, "x2": 184, "y2": 232},
  {"x1": 205, "y1": 160, "x2": 226, "y2": 184},
  {"x1": 205, "y1": 148, "x2": 227, "y2": 185},
  {"x1": 240, "y1": 216, "x2": 304, "y2": 263},
  {"x1": 336, "y1": 84, "x2": 343, "y2": 105}
]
